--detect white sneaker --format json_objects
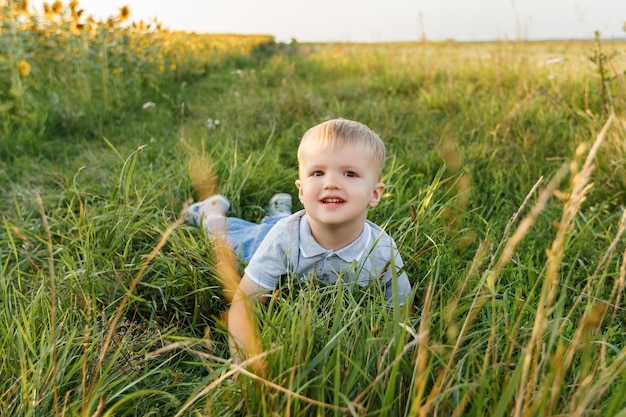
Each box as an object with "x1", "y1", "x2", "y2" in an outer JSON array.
[
  {"x1": 266, "y1": 193, "x2": 292, "y2": 217},
  {"x1": 185, "y1": 194, "x2": 230, "y2": 227}
]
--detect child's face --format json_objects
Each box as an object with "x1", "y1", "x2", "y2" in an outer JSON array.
[{"x1": 295, "y1": 142, "x2": 385, "y2": 231}]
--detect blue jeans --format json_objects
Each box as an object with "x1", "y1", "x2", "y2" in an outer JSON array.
[{"x1": 226, "y1": 215, "x2": 287, "y2": 261}]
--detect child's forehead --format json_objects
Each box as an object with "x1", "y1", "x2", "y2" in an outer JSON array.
[
  {"x1": 299, "y1": 143, "x2": 378, "y2": 172},
  {"x1": 299, "y1": 141, "x2": 375, "y2": 161}
]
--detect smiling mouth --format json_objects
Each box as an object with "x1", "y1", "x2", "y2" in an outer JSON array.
[{"x1": 322, "y1": 198, "x2": 344, "y2": 204}]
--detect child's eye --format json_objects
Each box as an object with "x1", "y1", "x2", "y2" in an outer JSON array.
[
  {"x1": 344, "y1": 171, "x2": 356, "y2": 177},
  {"x1": 312, "y1": 170, "x2": 324, "y2": 177}
]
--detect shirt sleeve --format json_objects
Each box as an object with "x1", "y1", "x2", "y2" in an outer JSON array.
[
  {"x1": 243, "y1": 216, "x2": 298, "y2": 289},
  {"x1": 380, "y1": 239, "x2": 412, "y2": 306}
]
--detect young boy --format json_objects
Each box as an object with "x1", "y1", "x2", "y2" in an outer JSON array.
[{"x1": 186, "y1": 118, "x2": 412, "y2": 360}]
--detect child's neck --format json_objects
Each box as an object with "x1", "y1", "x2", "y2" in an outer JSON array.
[{"x1": 308, "y1": 219, "x2": 365, "y2": 251}]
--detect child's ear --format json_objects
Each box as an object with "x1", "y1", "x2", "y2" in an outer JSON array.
[
  {"x1": 369, "y1": 182, "x2": 385, "y2": 207},
  {"x1": 295, "y1": 179, "x2": 303, "y2": 198}
]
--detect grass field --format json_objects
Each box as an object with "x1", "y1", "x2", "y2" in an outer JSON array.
[{"x1": 2, "y1": 3, "x2": 626, "y2": 416}]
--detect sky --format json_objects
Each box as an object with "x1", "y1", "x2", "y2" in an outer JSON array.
[{"x1": 47, "y1": 0, "x2": 626, "y2": 43}]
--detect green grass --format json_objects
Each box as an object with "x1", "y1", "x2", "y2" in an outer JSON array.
[{"x1": 2, "y1": 19, "x2": 626, "y2": 416}]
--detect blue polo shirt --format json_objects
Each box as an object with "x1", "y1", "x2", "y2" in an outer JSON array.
[{"x1": 244, "y1": 210, "x2": 411, "y2": 305}]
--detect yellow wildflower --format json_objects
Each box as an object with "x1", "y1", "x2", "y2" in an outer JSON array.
[
  {"x1": 119, "y1": 6, "x2": 130, "y2": 22},
  {"x1": 18, "y1": 0, "x2": 29, "y2": 13},
  {"x1": 18, "y1": 60, "x2": 31, "y2": 76},
  {"x1": 51, "y1": 0, "x2": 62, "y2": 14}
]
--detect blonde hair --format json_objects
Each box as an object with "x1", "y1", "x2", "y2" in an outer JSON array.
[{"x1": 297, "y1": 119, "x2": 386, "y2": 178}]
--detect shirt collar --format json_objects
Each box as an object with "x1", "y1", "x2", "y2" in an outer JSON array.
[{"x1": 299, "y1": 214, "x2": 371, "y2": 262}]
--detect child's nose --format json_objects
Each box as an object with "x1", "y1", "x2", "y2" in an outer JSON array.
[{"x1": 323, "y1": 173, "x2": 340, "y2": 189}]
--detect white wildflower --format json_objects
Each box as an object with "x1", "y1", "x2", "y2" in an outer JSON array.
[
  {"x1": 142, "y1": 101, "x2": 156, "y2": 109},
  {"x1": 206, "y1": 118, "x2": 220, "y2": 129}
]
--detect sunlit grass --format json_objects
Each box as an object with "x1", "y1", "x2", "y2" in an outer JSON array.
[
  {"x1": 1, "y1": 6, "x2": 626, "y2": 415},
  {"x1": 1, "y1": 1, "x2": 272, "y2": 157}
]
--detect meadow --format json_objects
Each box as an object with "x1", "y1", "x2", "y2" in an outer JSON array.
[{"x1": 2, "y1": 2, "x2": 626, "y2": 416}]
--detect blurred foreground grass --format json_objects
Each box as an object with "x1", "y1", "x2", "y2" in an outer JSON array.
[{"x1": 2, "y1": 2, "x2": 626, "y2": 415}]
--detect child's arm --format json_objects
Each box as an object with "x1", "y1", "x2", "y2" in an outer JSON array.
[{"x1": 227, "y1": 274, "x2": 269, "y2": 365}]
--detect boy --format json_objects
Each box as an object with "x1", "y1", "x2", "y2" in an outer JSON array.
[{"x1": 186, "y1": 118, "x2": 412, "y2": 361}]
